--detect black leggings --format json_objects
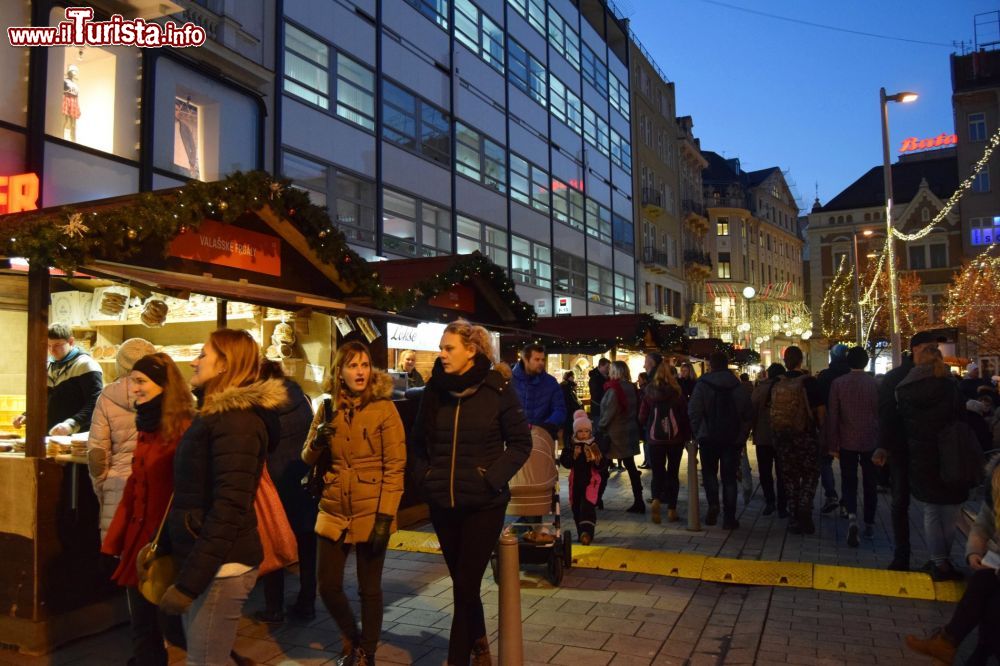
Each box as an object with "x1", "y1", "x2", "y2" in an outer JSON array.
[
  {"x1": 649, "y1": 443, "x2": 684, "y2": 508},
  {"x1": 263, "y1": 529, "x2": 317, "y2": 613},
  {"x1": 125, "y1": 586, "x2": 185, "y2": 666},
  {"x1": 598, "y1": 455, "x2": 642, "y2": 504},
  {"x1": 430, "y1": 503, "x2": 507, "y2": 665},
  {"x1": 945, "y1": 568, "x2": 1000, "y2": 660},
  {"x1": 317, "y1": 535, "x2": 386, "y2": 655}
]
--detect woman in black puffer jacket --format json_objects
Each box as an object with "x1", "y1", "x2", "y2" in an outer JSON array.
[
  {"x1": 896, "y1": 346, "x2": 967, "y2": 581},
  {"x1": 156, "y1": 329, "x2": 287, "y2": 665},
  {"x1": 410, "y1": 319, "x2": 532, "y2": 666}
]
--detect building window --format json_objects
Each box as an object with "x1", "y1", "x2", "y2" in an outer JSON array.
[
  {"x1": 547, "y1": 6, "x2": 580, "y2": 70},
  {"x1": 970, "y1": 216, "x2": 1000, "y2": 245},
  {"x1": 908, "y1": 245, "x2": 926, "y2": 270},
  {"x1": 405, "y1": 0, "x2": 449, "y2": 28},
  {"x1": 973, "y1": 164, "x2": 991, "y2": 193},
  {"x1": 284, "y1": 24, "x2": 376, "y2": 132},
  {"x1": 608, "y1": 71, "x2": 629, "y2": 117},
  {"x1": 553, "y1": 249, "x2": 586, "y2": 296},
  {"x1": 383, "y1": 80, "x2": 450, "y2": 165},
  {"x1": 929, "y1": 243, "x2": 947, "y2": 268},
  {"x1": 509, "y1": 0, "x2": 546, "y2": 34},
  {"x1": 610, "y1": 128, "x2": 631, "y2": 173},
  {"x1": 969, "y1": 112, "x2": 987, "y2": 142},
  {"x1": 582, "y1": 104, "x2": 610, "y2": 156},
  {"x1": 455, "y1": 0, "x2": 504, "y2": 73},
  {"x1": 550, "y1": 180, "x2": 585, "y2": 231},
  {"x1": 549, "y1": 76, "x2": 582, "y2": 134},
  {"x1": 45, "y1": 9, "x2": 141, "y2": 160},
  {"x1": 588, "y1": 262, "x2": 614, "y2": 306},
  {"x1": 511, "y1": 235, "x2": 551, "y2": 288},
  {"x1": 585, "y1": 198, "x2": 612, "y2": 244},
  {"x1": 510, "y1": 153, "x2": 549, "y2": 214},
  {"x1": 716, "y1": 216, "x2": 729, "y2": 236},
  {"x1": 455, "y1": 122, "x2": 506, "y2": 193},
  {"x1": 282, "y1": 151, "x2": 377, "y2": 246},
  {"x1": 284, "y1": 24, "x2": 329, "y2": 109},
  {"x1": 456, "y1": 214, "x2": 508, "y2": 266},
  {"x1": 507, "y1": 38, "x2": 547, "y2": 106},
  {"x1": 612, "y1": 213, "x2": 634, "y2": 254},
  {"x1": 717, "y1": 252, "x2": 731, "y2": 279},
  {"x1": 614, "y1": 271, "x2": 635, "y2": 311},
  {"x1": 581, "y1": 43, "x2": 608, "y2": 93},
  {"x1": 383, "y1": 189, "x2": 451, "y2": 257}
]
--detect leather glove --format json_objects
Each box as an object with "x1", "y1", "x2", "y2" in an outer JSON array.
[
  {"x1": 158, "y1": 584, "x2": 195, "y2": 615},
  {"x1": 314, "y1": 422, "x2": 336, "y2": 445},
  {"x1": 368, "y1": 513, "x2": 394, "y2": 556}
]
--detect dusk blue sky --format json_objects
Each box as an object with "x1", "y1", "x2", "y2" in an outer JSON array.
[{"x1": 627, "y1": 0, "x2": 996, "y2": 211}]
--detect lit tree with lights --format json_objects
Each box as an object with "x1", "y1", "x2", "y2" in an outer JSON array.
[
  {"x1": 945, "y1": 246, "x2": 1000, "y2": 358},
  {"x1": 820, "y1": 255, "x2": 855, "y2": 343}
]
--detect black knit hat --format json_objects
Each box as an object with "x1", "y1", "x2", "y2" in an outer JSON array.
[{"x1": 131, "y1": 354, "x2": 168, "y2": 387}]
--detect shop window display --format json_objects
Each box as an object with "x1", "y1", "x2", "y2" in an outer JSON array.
[
  {"x1": 45, "y1": 35, "x2": 140, "y2": 160},
  {"x1": 153, "y1": 58, "x2": 260, "y2": 181}
]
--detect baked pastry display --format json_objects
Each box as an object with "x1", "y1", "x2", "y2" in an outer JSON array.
[{"x1": 140, "y1": 298, "x2": 169, "y2": 327}]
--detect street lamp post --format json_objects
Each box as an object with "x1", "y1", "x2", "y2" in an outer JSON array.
[
  {"x1": 879, "y1": 87, "x2": 918, "y2": 367},
  {"x1": 850, "y1": 228, "x2": 873, "y2": 348}
]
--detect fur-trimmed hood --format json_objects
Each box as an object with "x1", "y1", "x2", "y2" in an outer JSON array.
[{"x1": 200, "y1": 378, "x2": 289, "y2": 416}]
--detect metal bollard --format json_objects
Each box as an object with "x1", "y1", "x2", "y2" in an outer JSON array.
[
  {"x1": 497, "y1": 529, "x2": 523, "y2": 666},
  {"x1": 686, "y1": 440, "x2": 701, "y2": 531}
]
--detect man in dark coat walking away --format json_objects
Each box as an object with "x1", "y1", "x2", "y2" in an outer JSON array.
[
  {"x1": 875, "y1": 330, "x2": 940, "y2": 571},
  {"x1": 816, "y1": 343, "x2": 850, "y2": 515},
  {"x1": 688, "y1": 352, "x2": 752, "y2": 529},
  {"x1": 588, "y1": 358, "x2": 611, "y2": 426}
]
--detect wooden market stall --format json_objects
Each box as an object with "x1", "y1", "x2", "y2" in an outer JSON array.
[{"x1": 0, "y1": 172, "x2": 387, "y2": 654}]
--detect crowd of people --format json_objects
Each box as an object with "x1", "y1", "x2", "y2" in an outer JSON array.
[{"x1": 18, "y1": 321, "x2": 1000, "y2": 664}]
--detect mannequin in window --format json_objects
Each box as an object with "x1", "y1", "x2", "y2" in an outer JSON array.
[
  {"x1": 62, "y1": 64, "x2": 81, "y2": 142},
  {"x1": 174, "y1": 98, "x2": 200, "y2": 180}
]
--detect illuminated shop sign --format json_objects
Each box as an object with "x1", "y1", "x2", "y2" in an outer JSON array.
[
  {"x1": 899, "y1": 134, "x2": 957, "y2": 154},
  {"x1": 0, "y1": 172, "x2": 39, "y2": 214},
  {"x1": 386, "y1": 322, "x2": 447, "y2": 351}
]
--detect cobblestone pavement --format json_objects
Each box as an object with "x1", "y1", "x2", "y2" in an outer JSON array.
[{"x1": 1, "y1": 449, "x2": 976, "y2": 665}]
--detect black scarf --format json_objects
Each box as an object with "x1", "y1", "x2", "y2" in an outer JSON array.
[
  {"x1": 429, "y1": 354, "x2": 492, "y2": 394},
  {"x1": 135, "y1": 394, "x2": 163, "y2": 433}
]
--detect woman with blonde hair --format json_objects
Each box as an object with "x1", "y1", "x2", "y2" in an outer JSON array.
[
  {"x1": 156, "y1": 329, "x2": 287, "y2": 665},
  {"x1": 102, "y1": 352, "x2": 193, "y2": 666},
  {"x1": 396, "y1": 349, "x2": 424, "y2": 388},
  {"x1": 411, "y1": 319, "x2": 531, "y2": 665},
  {"x1": 906, "y1": 454, "x2": 1000, "y2": 663},
  {"x1": 302, "y1": 340, "x2": 406, "y2": 666},
  {"x1": 639, "y1": 361, "x2": 691, "y2": 523},
  {"x1": 599, "y1": 360, "x2": 644, "y2": 513}
]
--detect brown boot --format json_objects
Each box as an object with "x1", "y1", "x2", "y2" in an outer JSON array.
[
  {"x1": 471, "y1": 636, "x2": 492, "y2": 666},
  {"x1": 905, "y1": 628, "x2": 957, "y2": 663},
  {"x1": 339, "y1": 634, "x2": 357, "y2": 657},
  {"x1": 667, "y1": 508, "x2": 679, "y2": 522}
]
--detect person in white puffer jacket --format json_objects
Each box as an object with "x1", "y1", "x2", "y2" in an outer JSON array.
[{"x1": 86, "y1": 338, "x2": 155, "y2": 538}]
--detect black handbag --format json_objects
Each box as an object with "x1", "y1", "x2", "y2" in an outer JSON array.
[{"x1": 303, "y1": 398, "x2": 335, "y2": 500}]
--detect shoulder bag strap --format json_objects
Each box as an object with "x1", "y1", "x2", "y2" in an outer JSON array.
[{"x1": 150, "y1": 494, "x2": 174, "y2": 553}]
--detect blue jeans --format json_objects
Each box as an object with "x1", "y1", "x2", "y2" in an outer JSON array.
[
  {"x1": 820, "y1": 454, "x2": 838, "y2": 500},
  {"x1": 182, "y1": 568, "x2": 257, "y2": 665},
  {"x1": 922, "y1": 502, "x2": 962, "y2": 565}
]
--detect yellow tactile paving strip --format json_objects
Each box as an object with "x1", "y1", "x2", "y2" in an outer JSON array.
[{"x1": 389, "y1": 529, "x2": 963, "y2": 602}]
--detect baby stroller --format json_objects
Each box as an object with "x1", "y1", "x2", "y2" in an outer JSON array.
[{"x1": 490, "y1": 427, "x2": 572, "y2": 585}]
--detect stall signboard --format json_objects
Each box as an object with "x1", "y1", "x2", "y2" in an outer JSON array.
[
  {"x1": 0, "y1": 172, "x2": 39, "y2": 214},
  {"x1": 387, "y1": 322, "x2": 447, "y2": 352},
  {"x1": 168, "y1": 220, "x2": 281, "y2": 276},
  {"x1": 428, "y1": 284, "x2": 475, "y2": 313}
]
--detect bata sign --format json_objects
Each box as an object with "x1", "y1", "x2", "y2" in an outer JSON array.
[{"x1": 899, "y1": 133, "x2": 958, "y2": 154}]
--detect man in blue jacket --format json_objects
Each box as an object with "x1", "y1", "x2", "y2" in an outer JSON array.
[{"x1": 511, "y1": 343, "x2": 566, "y2": 441}]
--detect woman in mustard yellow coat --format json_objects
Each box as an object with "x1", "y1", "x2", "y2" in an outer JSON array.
[{"x1": 303, "y1": 340, "x2": 406, "y2": 666}]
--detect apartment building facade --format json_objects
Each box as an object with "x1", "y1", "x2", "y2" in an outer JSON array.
[
  {"x1": 277, "y1": 0, "x2": 638, "y2": 317},
  {"x1": 629, "y1": 40, "x2": 684, "y2": 325}
]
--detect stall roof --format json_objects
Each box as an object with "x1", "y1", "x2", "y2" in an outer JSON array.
[
  {"x1": 373, "y1": 252, "x2": 537, "y2": 328},
  {"x1": 517, "y1": 314, "x2": 688, "y2": 355}
]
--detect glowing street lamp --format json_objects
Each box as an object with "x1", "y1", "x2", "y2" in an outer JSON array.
[{"x1": 880, "y1": 87, "x2": 919, "y2": 366}]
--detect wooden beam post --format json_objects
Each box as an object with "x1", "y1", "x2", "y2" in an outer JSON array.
[{"x1": 25, "y1": 263, "x2": 49, "y2": 458}]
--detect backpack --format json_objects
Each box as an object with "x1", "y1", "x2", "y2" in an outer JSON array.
[
  {"x1": 769, "y1": 374, "x2": 812, "y2": 434},
  {"x1": 649, "y1": 400, "x2": 680, "y2": 443},
  {"x1": 704, "y1": 384, "x2": 741, "y2": 444}
]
